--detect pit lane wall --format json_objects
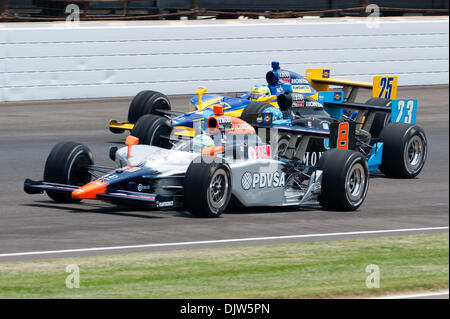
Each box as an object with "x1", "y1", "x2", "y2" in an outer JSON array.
[{"x1": 0, "y1": 17, "x2": 448, "y2": 102}]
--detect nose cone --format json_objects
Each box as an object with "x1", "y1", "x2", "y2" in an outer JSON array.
[{"x1": 71, "y1": 180, "x2": 107, "y2": 200}]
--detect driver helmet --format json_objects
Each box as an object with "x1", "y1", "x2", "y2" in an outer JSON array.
[
  {"x1": 249, "y1": 84, "x2": 271, "y2": 101},
  {"x1": 192, "y1": 134, "x2": 215, "y2": 152}
]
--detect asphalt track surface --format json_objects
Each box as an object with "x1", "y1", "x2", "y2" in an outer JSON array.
[{"x1": 0, "y1": 86, "x2": 448, "y2": 262}]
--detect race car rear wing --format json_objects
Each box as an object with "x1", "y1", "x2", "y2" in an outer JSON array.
[
  {"x1": 318, "y1": 91, "x2": 418, "y2": 132},
  {"x1": 306, "y1": 68, "x2": 398, "y2": 101}
]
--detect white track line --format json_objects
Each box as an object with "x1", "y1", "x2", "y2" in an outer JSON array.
[
  {"x1": 374, "y1": 291, "x2": 449, "y2": 299},
  {"x1": 0, "y1": 226, "x2": 447, "y2": 258}
]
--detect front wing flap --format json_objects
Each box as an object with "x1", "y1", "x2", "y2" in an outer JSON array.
[
  {"x1": 24, "y1": 179, "x2": 175, "y2": 209},
  {"x1": 109, "y1": 119, "x2": 135, "y2": 132}
]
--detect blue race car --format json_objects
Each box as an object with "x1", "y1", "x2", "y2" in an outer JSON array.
[
  {"x1": 247, "y1": 83, "x2": 427, "y2": 179},
  {"x1": 108, "y1": 61, "x2": 426, "y2": 178},
  {"x1": 109, "y1": 61, "x2": 320, "y2": 138}
]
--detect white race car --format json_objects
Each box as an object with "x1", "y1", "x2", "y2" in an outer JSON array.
[{"x1": 25, "y1": 106, "x2": 369, "y2": 217}]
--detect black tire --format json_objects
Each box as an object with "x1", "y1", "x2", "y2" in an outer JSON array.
[
  {"x1": 127, "y1": 90, "x2": 171, "y2": 124},
  {"x1": 366, "y1": 98, "x2": 392, "y2": 138},
  {"x1": 318, "y1": 149, "x2": 369, "y2": 211},
  {"x1": 43, "y1": 142, "x2": 94, "y2": 203},
  {"x1": 183, "y1": 156, "x2": 232, "y2": 217},
  {"x1": 379, "y1": 123, "x2": 427, "y2": 178},
  {"x1": 240, "y1": 102, "x2": 272, "y2": 124},
  {"x1": 130, "y1": 114, "x2": 173, "y2": 148}
]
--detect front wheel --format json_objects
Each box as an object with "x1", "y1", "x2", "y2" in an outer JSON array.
[
  {"x1": 183, "y1": 156, "x2": 232, "y2": 217},
  {"x1": 130, "y1": 114, "x2": 173, "y2": 148},
  {"x1": 318, "y1": 149, "x2": 369, "y2": 211},
  {"x1": 43, "y1": 142, "x2": 94, "y2": 202},
  {"x1": 127, "y1": 90, "x2": 171, "y2": 124}
]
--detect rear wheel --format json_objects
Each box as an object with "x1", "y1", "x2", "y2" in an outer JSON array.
[
  {"x1": 44, "y1": 142, "x2": 94, "y2": 203},
  {"x1": 379, "y1": 123, "x2": 427, "y2": 178},
  {"x1": 183, "y1": 156, "x2": 232, "y2": 217},
  {"x1": 318, "y1": 149, "x2": 369, "y2": 211},
  {"x1": 127, "y1": 90, "x2": 171, "y2": 124},
  {"x1": 130, "y1": 114, "x2": 173, "y2": 148},
  {"x1": 240, "y1": 102, "x2": 272, "y2": 124}
]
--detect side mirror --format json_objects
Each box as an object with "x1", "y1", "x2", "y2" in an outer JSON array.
[
  {"x1": 125, "y1": 135, "x2": 139, "y2": 146},
  {"x1": 109, "y1": 146, "x2": 118, "y2": 161},
  {"x1": 196, "y1": 86, "x2": 207, "y2": 110}
]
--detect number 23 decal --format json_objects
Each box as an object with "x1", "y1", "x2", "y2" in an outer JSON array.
[{"x1": 392, "y1": 99, "x2": 417, "y2": 125}]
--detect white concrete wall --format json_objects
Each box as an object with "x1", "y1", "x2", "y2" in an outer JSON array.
[{"x1": 0, "y1": 17, "x2": 448, "y2": 102}]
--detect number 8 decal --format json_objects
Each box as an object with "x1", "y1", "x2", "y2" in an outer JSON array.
[{"x1": 337, "y1": 122, "x2": 349, "y2": 149}]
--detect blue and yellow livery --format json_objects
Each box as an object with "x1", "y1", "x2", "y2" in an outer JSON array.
[{"x1": 109, "y1": 61, "x2": 398, "y2": 139}]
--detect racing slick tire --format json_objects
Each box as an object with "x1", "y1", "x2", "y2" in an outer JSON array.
[
  {"x1": 43, "y1": 142, "x2": 94, "y2": 203},
  {"x1": 365, "y1": 98, "x2": 392, "y2": 139},
  {"x1": 240, "y1": 102, "x2": 272, "y2": 124},
  {"x1": 131, "y1": 114, "x2": 173, "y2": 148},
  {"x1": 183, "y1": 156, "x2": 232, "y2": 218},
  {"x1": 127, "y1": 90, "x2": 171, "y2": 124},
  {"x1": 379, "y1": 123, "x2": 427, "y2": 178},
  {"x1": 318, "y1": 149, "x2": 369, "y2": 211}
]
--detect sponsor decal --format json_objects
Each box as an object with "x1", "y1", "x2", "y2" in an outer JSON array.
[
  {"x1": 231, "y1": 123, "x2": 253, "y2": 131},
  {"x1": 291, "y1": 78, "x2": 309, "y2": 84},
  {"x1": 248, "y1": 145, "x2": 272, "y2": 160},
  {"x1": 293, "y1": 100, "x2": 305, "y2": 107},
  {"x1": 156, "y1": 200, "x2": 174, "y2": 208},
  {"x1": 322, "y1": 69, "x2": 330, "y2": 78},
  {"x1": 305, "y1": 101, "x2": 323, "y2": 107},
  {"x1": 102, "y1": 174, "x2": 119, "y2": 182},
  {"x1": 263, "y1": 113, "x2": 273, "y2": 125},
  {"x1": 241, "y1": 171, "x2": 285, "y2": 190},
  {"x1": 303, "y1": 151, "x2": 324, "y2": 166},
  {"x1": 321, "y1": 121, "x2": 330, "y2": 130},
  {"x1": 218, "y1": 117, "x2": 231, "y2": 124},
  {"x1": 292, "y1": 85, "x2": 312, "y2": 92},
  {"x1": 278, "y1": 71, "x2": 291, "y2": 84},
  {"x1": 291, "y1": 93, "x2": 306, "y2": 107},
  {"x1": 137, "y1": 184, "x2": 150, "y2": 192},
  {"x1": 334, "y1": 92, "x2": 343, "y2": 101}
]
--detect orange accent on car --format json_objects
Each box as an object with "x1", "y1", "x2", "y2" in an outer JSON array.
[
  {"x1": 213, "y1": 105, "x2": 224, "y2": 116},
  {"x1": 71, "y1": 180, "x2": 107, "y2": 200},
  {"x1": 206, "y1": 115, "x2": 256, "y2": 135},
  {"x1": 201, "y1": 146, "x2": 225, "y2": 156},
  {"x1": 336, "y1": 122, "x2": 350, "y2": 149},
  {"x1": 125, "y1": 135, "x2": 139, "y2": 160}
]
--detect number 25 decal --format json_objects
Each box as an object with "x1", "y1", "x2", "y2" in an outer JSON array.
[
  {"x1": 373, "y1": 76, "x2": 398, "y2": 99},
  {"x1": 378, "y1": 77, "x2": 394, "y2": 99}
]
